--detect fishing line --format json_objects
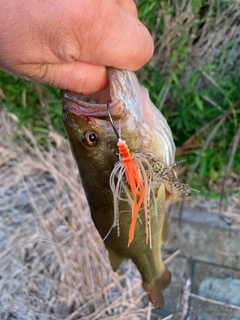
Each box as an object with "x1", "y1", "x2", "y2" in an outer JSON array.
[{"x1": 107, "y1": 100, "x2": 120, "y2": 140}]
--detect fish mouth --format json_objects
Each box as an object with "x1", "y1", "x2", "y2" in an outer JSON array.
[{"x1": 61, "y1": 68, "x2": 129, "y2": 119}]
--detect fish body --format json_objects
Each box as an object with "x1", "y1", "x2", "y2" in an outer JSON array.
[{"x1": 62, "y1": 68, "x2": 176, "y2": 309}]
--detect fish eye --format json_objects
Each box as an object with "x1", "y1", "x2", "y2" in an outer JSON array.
[{"x1": 82, "y1": 131, "x2": 98, "y2": 147}]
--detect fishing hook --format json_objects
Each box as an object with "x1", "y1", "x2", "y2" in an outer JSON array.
[{"x1": 107, "y1": 100, "x2": 120, "y2": 140}]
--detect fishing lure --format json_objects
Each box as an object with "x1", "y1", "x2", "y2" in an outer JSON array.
[
  {"x1": 107, "y1": 101, "x2": 153, "y2": 247},
  {"x1": 107, "y1": 101, "x2": 190, "y2": 247}
]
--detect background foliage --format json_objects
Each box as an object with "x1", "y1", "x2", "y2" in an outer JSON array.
[{"x1": 0, "y1": 0, "x2": 239, "y2": 196}]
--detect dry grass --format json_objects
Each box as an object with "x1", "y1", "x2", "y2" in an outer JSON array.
[
  {"x1": 150, "y1": 0, "x2": 240, "y2": 72},
  {"x1": 0, "y1": 109, "x2": 155, "y2": 319},
  {"x1": 0, "y1": 107, "x2": 239, "y2": 319},
  {"x1": 0, "y1": 109, "x2": 239, "y2": 319}
]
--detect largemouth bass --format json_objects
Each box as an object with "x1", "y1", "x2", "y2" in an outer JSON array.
[{"x1": 62, "y1": 68, "x2": 181, "y2": 309}]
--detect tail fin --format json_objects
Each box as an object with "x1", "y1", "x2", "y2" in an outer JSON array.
[{"x1": 143, "y1": 265, "x2": 171, "y2": 309}]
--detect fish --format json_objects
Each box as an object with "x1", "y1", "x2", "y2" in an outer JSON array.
[{"x1": 62, "y1": 68, "x2": 186, "y2": 309}]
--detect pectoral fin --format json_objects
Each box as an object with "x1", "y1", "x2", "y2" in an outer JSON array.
[
  {"x1": 165, "y1": 184, "x2": 179, "y2": 200},
  {"x1": 161, "y1": 213, "x2": 169, "y2": 244}
]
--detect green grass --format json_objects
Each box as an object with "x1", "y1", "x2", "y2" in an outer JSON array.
[
  {"x1": 136, "y1": 0, "x2": 240, "y2": 193},
  {"x1": 141, "y1": 61, "x2": 240, "y2": 187},
  {"x1": 0, "y1": 73, "x2": 64, "y2": 144},
  {"x1": 0, "y1": 0, "x2": 239, "y2": 196}
]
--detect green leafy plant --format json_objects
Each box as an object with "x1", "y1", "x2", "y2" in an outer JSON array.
[
  {"x1": 136, "y1": 0, "x2": 240, "y2": 193},
  {"x1": 0, "y1": 72, "x2": 64, "y2": 144}
]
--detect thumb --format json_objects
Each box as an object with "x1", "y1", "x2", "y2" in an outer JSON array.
[{"x1": 36, "y1": 61, "x2": 108, "y2": 94}]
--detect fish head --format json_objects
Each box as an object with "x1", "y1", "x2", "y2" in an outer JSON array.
[
  {"x1": 62, "y1": 99, "x2": 118, "y2": 191},
  {"x1": 62, "y1": 87, "x2": 144, "y2": 211},
  {"x1": 62, "y1": 66, "x2": 176, "y2": 214},
  {"x1": 62, "y1": 67, "x2": 175, "y2": 166}
]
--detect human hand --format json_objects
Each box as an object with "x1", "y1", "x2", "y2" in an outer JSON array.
[{"x1": 0, "y1": 0, "x2": 153, "y2": 94}]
